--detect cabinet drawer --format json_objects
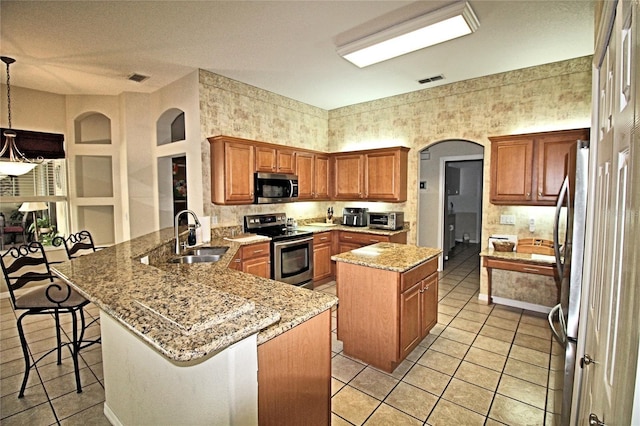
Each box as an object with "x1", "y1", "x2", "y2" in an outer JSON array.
[
  {"x1": 241, "y1": 242, "x2": 270, "y2": 260},
  {"x1": 483, "y1": 257, "x2": 556, "y2": 277},
  {"x1": 401, "y1": 257, "x2": 438, "y2": 292},
  {"x1": 338, "y1": 231, "x2": 389, "y2": 246},
  {"x1": 313, "y1": 232, "x2": 333, "y2": 245}
]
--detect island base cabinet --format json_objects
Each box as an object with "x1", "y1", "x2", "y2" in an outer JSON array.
[
  {"x1": 100, "y1": 312, "x2": 259, "y2": 426},
  {"x1": 337, "y1": 264, "x2": 401, "y2": 373},
  {"x1": 257, "y1": 310, "x2": 331, "y2": 426},
  {"x1": 337, "y1": 257, "x2": 438, "y2": 373}
]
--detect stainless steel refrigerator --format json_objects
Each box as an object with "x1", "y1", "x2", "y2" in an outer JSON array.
[{"x1": 548, "y1": 140, "x2": 589, "y2": 425}]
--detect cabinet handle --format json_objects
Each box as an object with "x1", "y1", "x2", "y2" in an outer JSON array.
[
  {"x1": 538, "y1": 192, "x2": 542, "y2": 196},
  {"x1": 370, "y1": 239, "x2": 380, "y2": 243},
  {"x1": 320, "y1": 237, "x2": 328, "y2": 241},
  {"x1": 526, "y1": 192, "x2": 531, "y2": 198},
  {"x1": 253, "y1": 249, "x2": 264, "y2": 254},
  {"x1": 234, "y1": 259, "x2": 241, "y2": 263},
  {"x1": 523, "y1": 267, "x2": 539, "y2": 273},
  {"x1": 344, "y1": 236, "x2": 353, "y2": 240}
]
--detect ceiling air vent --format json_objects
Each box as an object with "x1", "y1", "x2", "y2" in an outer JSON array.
[
  {"x1": 128, "y1": 73, "x2": 150, "y2": 83},
  {"x1": 418, "y1": 74, "x2": 444, "y2": 84}
]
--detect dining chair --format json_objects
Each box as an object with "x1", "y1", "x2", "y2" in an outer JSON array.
[{"x1": 0, "y1": 242, "x2": 91, "y2": 398}]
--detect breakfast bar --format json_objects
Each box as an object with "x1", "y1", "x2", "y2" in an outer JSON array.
[{"x1": 52, "y1": 228, "x2": 337, "y2": 426}]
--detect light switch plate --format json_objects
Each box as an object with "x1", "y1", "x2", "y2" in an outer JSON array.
[{"x1": 500, "y1": 214, "x2": 516, "y2": 225}]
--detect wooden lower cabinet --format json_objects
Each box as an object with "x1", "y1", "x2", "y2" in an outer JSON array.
[
  {"x1": 230, "y1": 242, "x2": 271, "y2": 279},
  {"x1": 337, "y1": 257, "x2": 438, "y2": 372},
  {"x1": 313, "y1": 232, "x2": 333, "y2": 285},
  {"x1": 257, "y1": 310, "x2": 331, "y2": 426},
  {"x1": 400, "y1": 271, "x2": 438, "y2": 360},
  {"x1": 336, "y1": 230, "x2": 407, "y2": 255}
]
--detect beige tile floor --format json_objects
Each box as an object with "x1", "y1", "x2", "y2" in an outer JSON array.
[
  {"x1": 0, "y1": 243, "x2": 561, "y2": 425},
  {"x1": 316, "y1": 243, "x2": 562, "y2": 426}
]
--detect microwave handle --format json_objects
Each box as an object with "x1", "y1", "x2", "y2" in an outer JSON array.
[{"x1": 290, "y1": 180, "x2": 294, "y2": 197}]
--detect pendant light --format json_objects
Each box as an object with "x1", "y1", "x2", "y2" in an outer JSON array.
[{"x1": 0, "y1": 56, "x2": 40, "y2": 176}]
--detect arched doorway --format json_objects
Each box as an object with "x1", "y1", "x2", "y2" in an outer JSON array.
[{"x1": 417, "y1": 140, "x2": 484, "y2": 270}]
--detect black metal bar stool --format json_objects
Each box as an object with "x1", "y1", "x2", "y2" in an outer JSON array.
[
  {"x1": 0, "y1": 242, "x2": 91, "y2": 398},
  {"x1": 52, "y1": 230, "x2": 102, "y2": 348}
]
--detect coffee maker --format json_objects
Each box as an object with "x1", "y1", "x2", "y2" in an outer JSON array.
[{"x1": 342, "y1": 207, "x2": 368, "y2": 227}]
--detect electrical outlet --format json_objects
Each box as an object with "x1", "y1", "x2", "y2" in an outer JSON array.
[{"x1": 500, "y1": 214, "x2": 516, "y2": 225}]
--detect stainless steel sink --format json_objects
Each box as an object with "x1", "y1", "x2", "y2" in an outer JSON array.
[
  {"x1": 184, "y1": 246, "x2": 229, "y2": 256},
  {"x1": 168, "y1": 254, "x2": 224, "y2": 264}
]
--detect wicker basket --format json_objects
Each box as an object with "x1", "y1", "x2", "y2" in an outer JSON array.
[{"x1": 492, "y1": 240, "x2": 515, "y2": 252}]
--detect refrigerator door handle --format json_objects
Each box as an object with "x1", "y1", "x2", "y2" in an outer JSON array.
[
  {"x1": 553, "y1": 177, "x2": 569, "y2": 279},
  {"x1": 548, "y1": 303, "x2": 567, "y2": 346}
]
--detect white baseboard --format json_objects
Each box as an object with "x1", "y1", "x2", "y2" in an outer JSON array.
[{"x1": 490, "y1": 296, "x2": 552, "y2": 314}]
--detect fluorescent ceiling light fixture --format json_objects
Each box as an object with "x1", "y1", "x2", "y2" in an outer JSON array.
[{"x1": 337, "y1": 1, "x2": 479, "y2": 68}]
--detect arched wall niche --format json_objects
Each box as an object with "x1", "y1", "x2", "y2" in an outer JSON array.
[
  {"x1": 156, "y1": 108, "x2": 185, "y2": 146},
  {"x1": 74, "y1": 111, "x2": 111, "y2": 144}
]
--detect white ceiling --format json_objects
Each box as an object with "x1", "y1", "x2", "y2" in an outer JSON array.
[{"x1": 0, "y1": 1, "x2": 594, "y2": 110}]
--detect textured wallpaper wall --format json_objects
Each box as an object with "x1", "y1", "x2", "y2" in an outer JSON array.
[
  {"x1": 328, "y1": 56, "x2": 592, "y2": 301},
  {"x1": 198, "y1": 56, "x2": 592, "y2": 301}
]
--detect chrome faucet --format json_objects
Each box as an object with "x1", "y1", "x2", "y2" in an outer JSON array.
[{"x1": 174, "y1": 210, "x2": 201, "y2": 255}]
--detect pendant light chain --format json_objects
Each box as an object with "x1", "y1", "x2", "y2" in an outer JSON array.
[{"x1": 5, "y1": 59, "x2": 12, "y2": 129}]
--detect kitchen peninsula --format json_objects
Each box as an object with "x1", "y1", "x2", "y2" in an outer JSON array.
[
  {"x1": 332, "y1": 243, "x2": 441, "y2": 373},
  {"x1": 52, "y1": 228, "x2": 337, "y2": 426}
]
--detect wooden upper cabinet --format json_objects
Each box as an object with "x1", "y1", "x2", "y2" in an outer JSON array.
[
  {"x1": 536, "y1": 130, "x2": 588, "y2": 203},
  {"x1": 333, "y1": 153, "x2": 365, "y2": 200},
  {"x1": 296, "y1": 152, "x2": 315, "y2": 199},
  {"x1": 255, "y1": 146, "x2": 296, "y2": 174},
  {"x1": 490, "y1": 128, "x2": 589, "y2": 205},
  {"x1": 296, "y1": 152, "x2": 330, "y2": 200},
  {"x1": 334, "y1": 147, "x2": 409, "y2": 202},
  {"x1": 209, "y1": 137, "x2": 255, "y2": 205},
  {"x1": 490, "y1": 138, "x2": 534, "y2": 203},
  {"x1": 314, "y1": 154, "x2": 330, "y2": 200},
  {"x1": 365, "y1": 148, "x2": 408, "y2": 201}
]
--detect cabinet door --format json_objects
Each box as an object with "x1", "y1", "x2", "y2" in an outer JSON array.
[
  {"x1": 313, "y1": 243, "x2": 333, "y2": 282},
  {"x1": 365, "y1": 150, "x2": 406, "y2": 201},
  {"x1": 224, "y1": 142, "x2": 255, "y2": 203},
  {"x1": 490, "y1": 139, "x2": 534, "y2": 203},
  {"x1": 242, "y1": 256, "x2": 271, "y2": 279},
  {"x1": 314, "y1": 154, "x2": 330, "y2": 200},
  {"x1": 400, "y1": 281, "x2": 422, "y2": 359},
  {"x1": 421, "y1": 273, "x2": 438, "y2": 335},
  {"x1": 338, "y1": 242, "x2": 362, "y2": 254},
  {"x1": 277, "y1": 149, "x2": 296, "y2": 174},
  {"x1": 536, "y1": 129, "x2": 588, "y2": 203},
  {"x1": 296, "y1": 152, "x2": 314, "y2": 200},
  {"x1": 334, "y1": 154, "x2": 364, "y2": 199},
  {"x1": 255, "y1": 146, "x2": 277, "y2": 172}
]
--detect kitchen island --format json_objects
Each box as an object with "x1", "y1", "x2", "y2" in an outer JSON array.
[
  {"x1": 332, "y1": 243, "x2": 441, "y2": 373},
  {"x1": 52, "y1": 228, "x2": 337, "y2": 426}
]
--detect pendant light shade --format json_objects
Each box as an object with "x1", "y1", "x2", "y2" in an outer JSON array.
[{"x1": 0, "y1": 56, "x2": 42, "y2": 176}]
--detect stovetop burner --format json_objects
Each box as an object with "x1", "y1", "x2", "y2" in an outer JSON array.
[{"x1": 244, "y1": 213, "x2": 312, "y2": 241}]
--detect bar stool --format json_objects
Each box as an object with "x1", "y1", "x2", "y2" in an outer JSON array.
[
  {"x1": 0, "y1": 242, "x2": 91, "y2": 397},
  {"x1": 53, "y1": 230, "x2": 99, "y2": 259},
  {"x1": 52, "y1": 230, "x2": 102, "y2": 345}
]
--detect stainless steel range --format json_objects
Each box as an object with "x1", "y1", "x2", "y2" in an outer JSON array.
[{"x1": 244, "y1": 213, "x2": 314, "y2": 289}]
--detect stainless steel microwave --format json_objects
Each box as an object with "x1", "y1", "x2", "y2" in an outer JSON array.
[
  {"x1": 254, "y1": 172, "x2": 298, "y2": 204},
  {"x1": 368, "y1": 211, "x2": 404, "y2": 230}
]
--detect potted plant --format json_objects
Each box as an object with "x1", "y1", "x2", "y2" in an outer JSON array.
[{"x1": 28, "y1": 217, "x2": 58, "y2": 245}]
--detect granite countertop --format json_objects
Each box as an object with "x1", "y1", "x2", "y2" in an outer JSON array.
[
  {"x1": 480, "y1": 249, "x2": 557, "y2": 266},
  {"x1": 331, "y1": 242, "x2": 441, "y2": 273},
  {"x1": 297, "y1": 223, "x2": 409, "y2": 236},
  {"x1": 52, "y1": 228, "x2": 337, "y2": 363}
]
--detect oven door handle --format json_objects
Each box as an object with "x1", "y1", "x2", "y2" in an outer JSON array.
[{"x1": 273, "y1": 236, "x2": 313, "y2": 249}]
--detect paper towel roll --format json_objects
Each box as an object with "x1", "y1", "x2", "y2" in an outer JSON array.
[{"x1": 199, "y1": 216, "x2": 211, "y2": 243}]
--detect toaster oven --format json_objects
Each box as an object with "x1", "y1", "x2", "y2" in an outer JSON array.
[{"x1": 368, "y1": 212, "x2": 404, "y2": 230}]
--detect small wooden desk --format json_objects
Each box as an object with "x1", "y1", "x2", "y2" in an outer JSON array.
[{"x1": 481, "y1": 251, "x2": 558, "y2": 304}]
